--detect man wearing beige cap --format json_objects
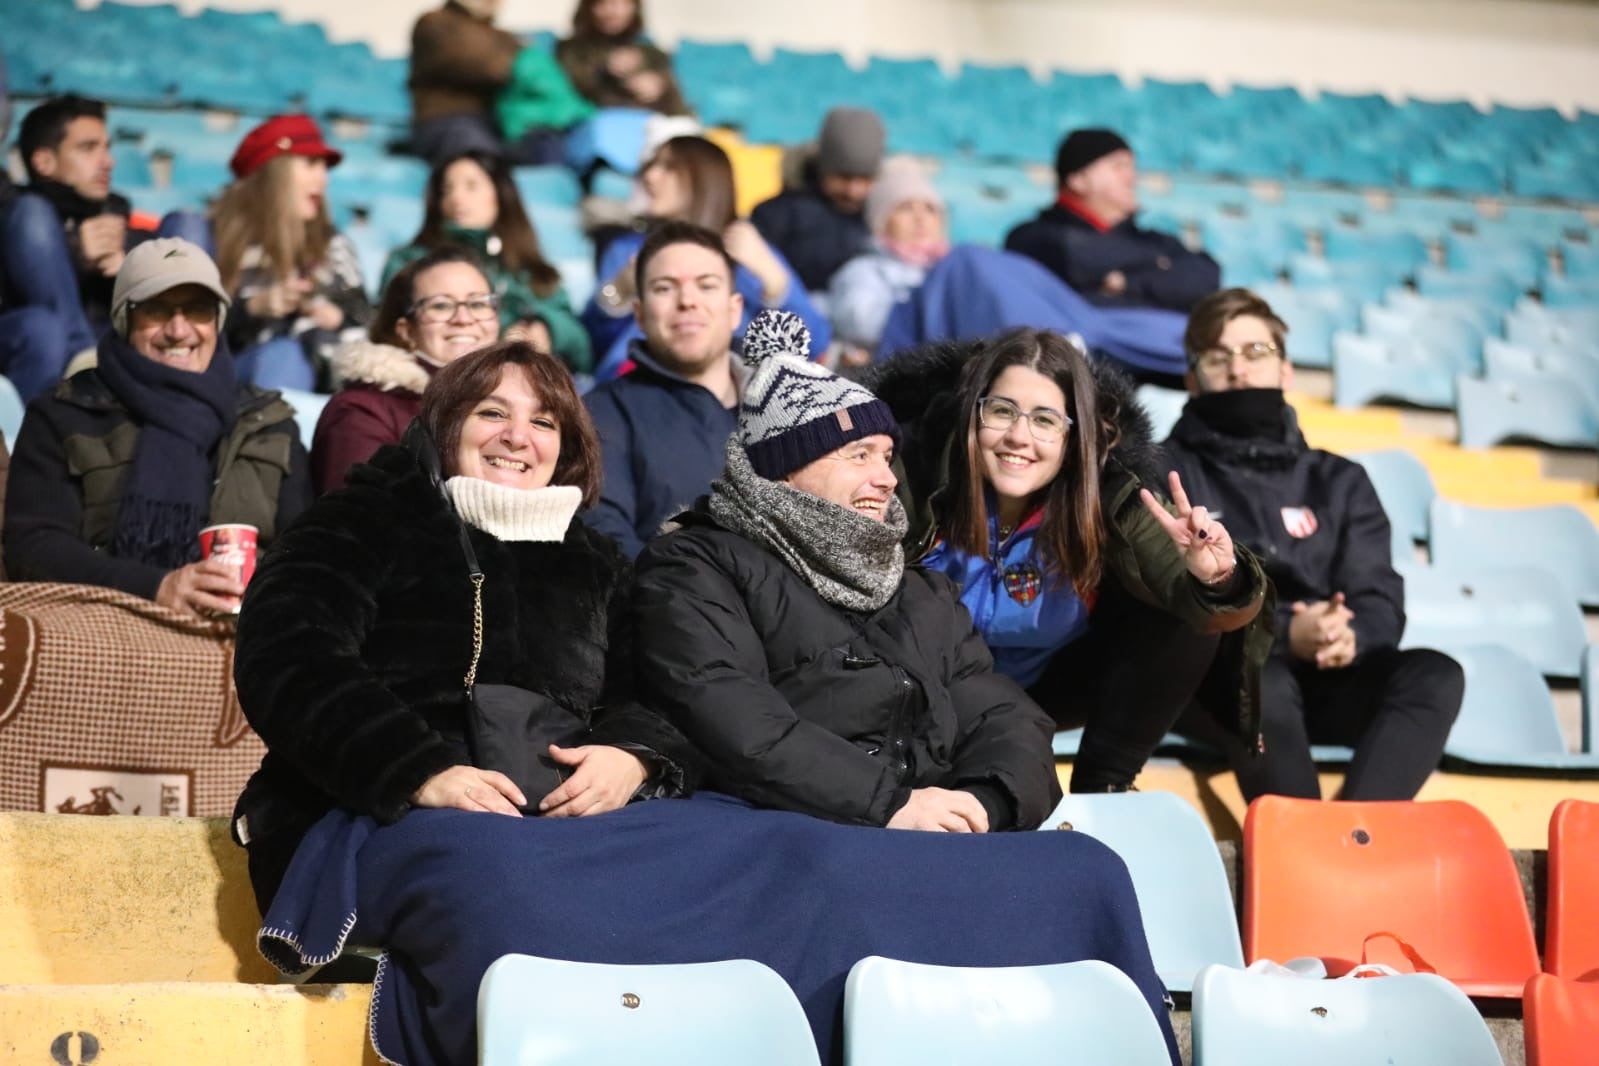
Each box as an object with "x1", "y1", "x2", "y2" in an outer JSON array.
[{"x1": 4, "y1": 238, "x2": 312, "y2": 615}]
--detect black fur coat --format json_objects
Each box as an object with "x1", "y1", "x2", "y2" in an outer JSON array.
[{"x1": 232, "y1": 442, "x2": 701, "y2": 880}]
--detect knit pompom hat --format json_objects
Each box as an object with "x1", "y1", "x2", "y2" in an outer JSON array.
[{"x1": 737, "y1": 310, "x2": 900, "y2": 480}]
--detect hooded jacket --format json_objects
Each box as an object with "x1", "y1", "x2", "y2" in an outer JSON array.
[
  {"x1": 1162, "y1": 393, "x2": 1405, "y2": 660},
  {"x1": 311, "y1": 340, "x2": 431, "y2": 495},
  {"x1": 864, "y1": 340, "x2": 1273, "y2": 742}
]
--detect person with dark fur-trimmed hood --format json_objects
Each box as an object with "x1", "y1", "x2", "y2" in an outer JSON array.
[{"x1": 864, "y1": 329, "x2": 1273, "y2": 793}]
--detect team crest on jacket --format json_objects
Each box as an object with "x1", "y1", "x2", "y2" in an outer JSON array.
[
  {"x1": 1281, "y1": 506, "x2": 1319, "y2": 539},
  {"x1": 1003, "y1": 562, "x2": 1043, "y2": 606}
]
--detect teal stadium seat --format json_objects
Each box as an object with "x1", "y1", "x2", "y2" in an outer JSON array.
[
  {"x1": 843, "y1": 957, "x2": 1172, "y2": 1066},
  {"x1": 477, "y1": 955, "x2": 821, "y2": 1066},
  {"x1": 1037, "y1": 792, "x2": 1246, "y2": 991},
  {"x1": 1438, "y1": 644, "x2": 1599, "y2": 772},
  {"x1": 275, "y1": 389, "x2": 329, "y2": 452},
  {"x1": 1191, "y1": 965, "x2": 1502, "y2": 1066},
  {"x1": 1398, "y1": 561, "x2": 1587, "y2": 678},
  {"x1": 1429, "y1": 497, "x2": 1599, "y2": 608},
  {"x1": 1455, "y1": 374, "x2": 1599, "y2": 450},
  {"x1": 1349, "y1": 449, "x2": 1434, "y2": 561},
  {"x1": 1331, "y1": 333, "x2": 1457, "y2": 410}
]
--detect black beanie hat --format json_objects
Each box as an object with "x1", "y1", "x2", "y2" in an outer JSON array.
[{"x1": 1055, "y1": 128, "x2": 1132, "y2": 183}]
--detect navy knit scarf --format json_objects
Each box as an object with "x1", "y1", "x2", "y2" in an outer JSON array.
[{"x1": 96, "y1": 331, "x2": 238, "y2": 569}]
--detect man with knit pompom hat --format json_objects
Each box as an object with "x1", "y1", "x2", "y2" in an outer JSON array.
[
  {"x1": 632, "y1": 309, "x2": 1060, "y2": 834},
  {"x1": 1005, "y1": 127, "x2": 1220, "y2": 313}
]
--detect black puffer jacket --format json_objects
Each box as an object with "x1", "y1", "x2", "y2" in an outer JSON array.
[
  {"x1": 631, "y1": 509, "x2": 1062, "y2": 831},
  {"x1": 864, "y1": 340, "x2": 1273, "y2": 742},
  {"x1": 233, "y1": 440, "x2": 701, "y2": 900}
]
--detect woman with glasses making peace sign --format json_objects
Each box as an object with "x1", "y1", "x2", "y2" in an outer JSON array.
[
  {"x1": 867, "y1": 327, "x2": 1272, "y2": 793},
  {"x1": 312, "y1": 246, "x2": 530, "y2": 495}
]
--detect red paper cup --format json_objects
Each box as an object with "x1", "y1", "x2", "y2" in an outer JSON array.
[{"x1": 198, "y1": 523, "x2": 259, "y2": 606}]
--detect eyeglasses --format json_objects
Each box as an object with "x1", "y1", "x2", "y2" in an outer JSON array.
[
  {"x1": 410, "y1": 294, "x2": 500, "y2": 323},
  {"x1": 977, "y1": 396, "x2": 1072, "y2": 442},
  {"x1": 128, "y1": 297, "x2": 220, "y2": 326},
  {"x1": 1191, "y1": 341, "x2": 1282, "y2": 373}
]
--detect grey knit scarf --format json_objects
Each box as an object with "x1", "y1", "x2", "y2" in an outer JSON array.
[{"x1": 710, "y1": 439, "x2": 908, "y2": 613}]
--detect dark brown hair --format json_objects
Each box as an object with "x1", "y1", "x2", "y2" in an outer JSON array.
[
  {"x1": 1183, "y1": 287, "x2": 1290, "y2": 365},
  {"x1": 369, "y1": 245, "x2": 491, "y2": 349},
  {"x1": 942, "y1": 329, "x2": 1110, "y2": 597},
  {"x1": 19, "y1": 94, "x2": 106, "y2": 180},
  {"x1": 570, "y1": 0, "x2": 644, "y2": 39},
  {"x1": 633, "y1": 219, "x2": 738, "y2": 294},
  {"x1": 412, "y1": 150, "x2": 561, "y2": 296},
  {"x1": 421, "y1": 340, "x2": 602, "y2": 507},
  {"x1": 645, "y1": 136, "x2": 737, "y2": 232}
]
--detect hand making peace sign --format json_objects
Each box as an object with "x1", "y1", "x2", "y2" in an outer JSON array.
[{"x1": 1139, "y1": 471, "x2": 1238, "y2": 586}]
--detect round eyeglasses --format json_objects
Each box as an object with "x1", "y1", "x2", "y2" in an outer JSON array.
[{"x1": 977, "y1": 396, "x2": 1072, "y2": 442}]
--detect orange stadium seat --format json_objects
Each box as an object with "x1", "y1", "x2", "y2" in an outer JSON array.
[
  {"x1": 1243, "y1": 796, "x2": 1539, "y2": 998},
  {"x1": 1546, "y1": 799, "x2": 1599, "y2": 980},
  {"x1": 1524, "y1": 973, "x2": 1599, "y2": 1066}
]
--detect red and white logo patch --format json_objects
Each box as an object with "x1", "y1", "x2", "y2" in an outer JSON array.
[{"x1": 1281, "y1": 506, "x2": 1319, "y2": 539}]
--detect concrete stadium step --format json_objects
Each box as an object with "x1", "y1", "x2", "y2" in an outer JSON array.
[
  {"x1": 0, "y1": 813, "x2": 271, "y2": 984},
  {"x1": 0, "y1": 982, "x2": 375, "y2": 1066}
]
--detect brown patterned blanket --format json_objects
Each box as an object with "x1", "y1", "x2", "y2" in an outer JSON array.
[{"x1": 0, "y1": 583, "x2": 263, "y2": 817}]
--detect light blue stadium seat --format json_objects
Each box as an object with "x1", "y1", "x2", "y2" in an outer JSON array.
[
  {"x1": 1038, "y1": 793, "x2": 1245, "y2": 991},
  {"x1": 1360, "y1": 304, "x2": 1482, "y2": 373},
  {"x1": 1191, "y1": 965, "x2": 1501, "y2": 1066},
  {"x1": 167, "y1": 156, "x2": 232, "y2": 194},
  {"x1": 1414, "y1": 265, "x2": 1523, "y2": 311},
  {"x1": 1541, "y1": 275, "x2": 1599, "y2": 310},
  {"x1": 1509, "y1": 162, "x2": 1599, "y2": 202},
  {"x1": 478, "y1": 955, "x2": 820, "y2": 1066},
  {"x1": 1446, "y1": 233, "x2": 1548, "y2": 290},
  {"x1": 1404, "y1": 156, "x2": 1504, "y2": 197},
  {"x1": 1381, "y1": 288, "x2": 1500, "y2": 338},
  {"x1": 1331, "y1": 333, "x2": 1456, "y2": 410},
  {"x1": 1482, "y1": 337, "x2": 1599, "y2": 413},
  {"x1": 1563, "y1": 241, "x2": 1599, "y2": 282},
  {"x1": 1135, "y1": 384, "x2": 1188, "y2": 442},
  {"x1": 554, "y1": 257, "x2": 596, "y2": 308},
  {"x1": 1455, "y1": 374, "x2": 1599, "y2": 450},
  {"x1": 565, "y1": 108, "x2": 654, "y2": 175},
  {"x1": 514, "y1": 166, "x2": 583, "y2": 209},
  {"x1": 1399, "y1": 561, "x2": 1587, "y2": 678},
  {"x1": 1290, "y1": 256, "x2": 1399, "y2": 307},
  {"x1": 1298, "y1": 150, "x2": 1397, "y2": 189},
  {"x1": 1504, "y1": 302, "x2": 1599, "y2": 351},
  {"x1": 1429, "y1": 498, "x2": 1599, "y2": 609},
  {"x1": 275, "y1": 389, "x2": 328, "y2": 452},
  {"x1": 1439, "y1": 644, "x2": 1599, "y2": 771},
  {"x1": 1349, "y1": 449, "x2": 1434, "y2": 561},
  {"x1": 111, "y1": 147, "x2": 154, "y2": 188},
  {"x1": 844, "y1": 957, "x2": 1172, "y2": 1066},
  {"x1": 1323, "y1": 227, "x2": 1428, "y2": 273},
  {"x1": 0, "y1": 375, "x2": 25, "y2": 445}
]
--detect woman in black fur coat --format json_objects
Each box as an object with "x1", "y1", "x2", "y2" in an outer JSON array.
[
  {"x1": 866, "y1": 329, "x2": 1273, "y2": 793},
  {"x1": 231, "y1": 340, "x2": 699, "y2": 911}
]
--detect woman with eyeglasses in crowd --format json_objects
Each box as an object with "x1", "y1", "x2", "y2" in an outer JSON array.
[
  {"x1": 866, "y1": 328, "x2": 1273, "y2": 794},
  {"x1": 312, "y1": 247, "x2": 521, "y2": 495}
]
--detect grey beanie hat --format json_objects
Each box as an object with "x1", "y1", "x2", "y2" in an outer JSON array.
[
  {"x1": 816, "y1": 107, "x2": 886, "y2": 178},
  {"x1": 737, "y1": 310, "x2": 900, "y2": 480},
  {"x1": 110, "y1": 237, "x2": 231, "y2": 336}
]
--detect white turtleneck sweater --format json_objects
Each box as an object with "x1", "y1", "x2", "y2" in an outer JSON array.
[{"x1": 444, "y1": 478, "x2": 581, "y2": 542}]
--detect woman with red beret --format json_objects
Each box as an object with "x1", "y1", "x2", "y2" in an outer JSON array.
[{"x1": 211, "y1": 114, "x2": 373, "y2": 392}]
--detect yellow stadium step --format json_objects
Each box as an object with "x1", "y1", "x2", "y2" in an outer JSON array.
[
  {"x1": 1431, "y1": 476, "x2": 1599, "y2": 508},
  {"x1": 0, "y1": 982, "x2": 376, "y2": 1066},
  {"x1": 0, "y1": 813, "x2": 271, "y2": 984},
  {"x1": 1289, "y1": 394, "x2": 1408, "y2": 437},
  {"x1": 1066, "y1": 760, "x2": 1599, "y2": 850}
]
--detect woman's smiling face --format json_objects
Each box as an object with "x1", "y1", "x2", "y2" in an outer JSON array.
[{"x1": 453, "y1": 365, "x2": 562, "y2": 489}]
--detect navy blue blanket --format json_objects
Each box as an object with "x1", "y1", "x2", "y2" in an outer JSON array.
[
  {"x1": 260, "y1": 793, "x2": 1178, "y2": 1066},
  {"x1": 876, "y1": 244, "x2": 1190, "y2": 376}
]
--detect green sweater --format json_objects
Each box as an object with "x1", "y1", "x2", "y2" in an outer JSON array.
[{"x1": 382, "y1": 227, "x2": 593, "y2": 373}]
